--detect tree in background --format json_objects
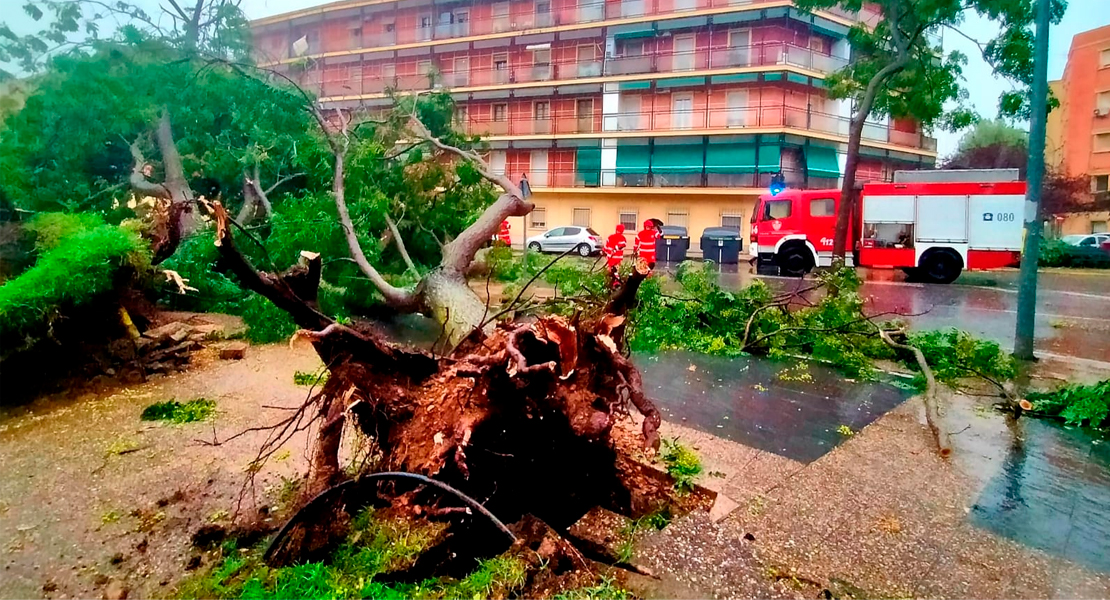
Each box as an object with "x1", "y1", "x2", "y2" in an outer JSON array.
[
  {"x1": 0, "y1": 0, "x2": 249, "y2": 79},
  {"x1": 941, "y1": 118, "x2": 1092, "y2": 217},
  {"x1": 794, "y1": 0, "x2": 1067, "y2": 263}
]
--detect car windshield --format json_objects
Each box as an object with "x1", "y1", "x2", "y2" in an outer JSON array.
[
  {"x1": 587, "y1": 228, "x2": 600, "y2": 236},
  {"x1": 1061, "y1": 235, "x2": 1087, "y2": 244}
]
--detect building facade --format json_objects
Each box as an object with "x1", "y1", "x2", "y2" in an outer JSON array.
[
  {"x1": 252, "y1": 0, "x2": 938, "y2": 251},
  {"x1": 1046, "y1": 24, "x2": 1110, "y2": 235}
]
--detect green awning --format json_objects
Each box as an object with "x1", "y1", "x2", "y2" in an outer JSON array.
[
  {"x1": 706, "y1": 144, "x2": 756, "y2": 174},
  {"x1": 758, "y1": 145, "x2": 782, "y2": 172},
  {"x1": 713, "y1": 11, "x2": 759, "y2": 25},
  {"x1": 576, "y1": 147, "x2": 601, "y2": 186},
  {"x1": 657, "y1": 16, "x2": 707, "y2": 30},
  {"x1": 787, "y1": 73, "x2": 809, "y2": 85},
  {"x1": 806, "y1": 146, "x2": 840, "y2": 177},
  {"x1": 651, "y1": 144, "x2": 704, "y2": 174},
  {"x1": 711, "y1": 73, "x2": 758, "y2": 85},
  {"x1": 613, "y1": 25, "x2": 655, "y2": 39},
  {"x1": 616, "y1": 144, "x2": 651, "y2": 174},
  {"x1": 763, "y1": 73, "x2": 783, "y2": 82},
  {"x1": 656, "y1": 76, "x2": 705, "y2": 88},
  {"x1": 619, "y1": 80, "x2": 651, "y2": 90}
]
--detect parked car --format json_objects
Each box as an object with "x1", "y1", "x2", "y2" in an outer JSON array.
[
  {"x1": 1061, "y1": 233, "x2": 1110, "y2": 248},
  {"x1": 526, "y1": 226, "x2": 603, "y2": 256}
]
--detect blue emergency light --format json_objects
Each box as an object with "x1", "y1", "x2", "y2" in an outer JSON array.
[{"x1": 769, "y1": 172, "x2": 786, "y2": 196}]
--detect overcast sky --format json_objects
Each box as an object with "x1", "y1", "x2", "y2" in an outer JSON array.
[{"x1": 9, "y1": 0, "x2": 1110, "y2": 157}]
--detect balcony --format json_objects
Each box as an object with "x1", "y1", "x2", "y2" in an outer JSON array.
[
  {"x1": 257, "y1": 0, "x2": 876, "y2": 60},
  {"x1": 499, "y1": 165, "x2": 875, "y2": 190},
  {"x1": 457, "y1": 104, "x2": 935, "y2": 151}
]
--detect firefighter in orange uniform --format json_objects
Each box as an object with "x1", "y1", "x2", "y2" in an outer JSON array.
[
  {"x1": 498, "y1": 219, "x2": 512, "y2": 246},
  {"x1": 603, "y1": 223, "x2": 628, "y2": 288},
  {"x1": 634, "y1": 219, "x2": 660, "y2": 269}
]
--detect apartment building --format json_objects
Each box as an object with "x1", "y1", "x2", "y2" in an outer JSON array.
[
  {"x1": 252, "y1": 0, "x2": 938, "y2": 250},
  {"x1": 1047, "y1": 24, "x2": 1110, "y2": 235}
]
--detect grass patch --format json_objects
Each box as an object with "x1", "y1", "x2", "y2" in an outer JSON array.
[
  {"x1": 141, "y1": 399, "x2": 216, "y2": 423},
  {"x1": 615, "y1": 510, "x2": 672, "y2": 563},
  {"x1": 659, "y1": 438, "x2": 702, "y2": 494},
  {"x1": 293, "y1": 370, "x2": 328, "y2": 386},
  {"x1": 1027, "y1": 380, "x2": 1110, "y2": 429},
  {"x1": 554, "y1": 577, "x2": 635, "y2": 600}
]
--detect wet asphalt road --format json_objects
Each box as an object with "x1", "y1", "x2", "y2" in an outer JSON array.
[{"x1": 668, "y1": 264, "x2": 1110, "y2": 364}]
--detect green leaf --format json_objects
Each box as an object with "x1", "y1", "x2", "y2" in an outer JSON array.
[{"x1": 22, "y1": 3, "x2": 44, "y2": 20}]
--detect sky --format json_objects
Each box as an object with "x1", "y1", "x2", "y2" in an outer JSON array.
[{"x1": 8, "y1": 0, "x2": 1110, "y2": 157}]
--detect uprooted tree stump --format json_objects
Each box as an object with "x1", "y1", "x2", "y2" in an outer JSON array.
[{"x1": 205, "y1": 202, "x2": 705, "y2": 576}]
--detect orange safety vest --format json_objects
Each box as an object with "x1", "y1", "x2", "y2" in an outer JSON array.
[
  {"x1": 498, "y1": 221, "x2": 511, "y2": 245},
  {"x1": 635, "y1": 229, "x2": 659, "y2": 259},
  {"x1": 604, "y1": 233, "x2": 627, "y2": 267}
]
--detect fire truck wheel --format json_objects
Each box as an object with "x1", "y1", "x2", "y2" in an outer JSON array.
[
  {"x1": 575, "y1": 243, "x2": 592, "y2": 257},
  {"x1": 919, "y1": 250, "x2": 962, "y2": 284},
  {"x1": 779, "y1": 247, "x2": 813, "y2": 277}
]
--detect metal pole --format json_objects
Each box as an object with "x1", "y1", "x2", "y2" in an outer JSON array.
[{"x1": 1014, "y1": 0, "x2": 1051, "y2": 360}]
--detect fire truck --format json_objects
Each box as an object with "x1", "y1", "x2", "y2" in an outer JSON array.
[{"x1": 750, "y1": 169, "x2": 1027, "y2": 284}]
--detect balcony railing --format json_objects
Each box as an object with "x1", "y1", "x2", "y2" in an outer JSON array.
[
  {"x1": 259, "y1": 0, "x2": 875, "y2": 61},
  {"x1": 308, "y1": 42, "x2": 846, "y2": 99},
  {"x1": 486, "y1": 165, "x2": 866, "y2": 190},
  {"x1": 457, "y1": 104, "x2": 936, "y2": 151}
]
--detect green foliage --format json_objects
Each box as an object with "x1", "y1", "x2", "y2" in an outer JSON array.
[
  {"x1": 954, "y1": 119, "x2": 1028, "y2": 154},
  {"x1": 906, "y1": 329, "x2": 1016, "y2": 388},
  {"x1": 293, "y1": 370, "x2": 329, "y2": 386},
  {"x1": 178, "y1": 508, "x2": 532, "y2": 600},
  {"x1": 140, "y1": 398, "x2": 216, "y2": 423},
  {"x1": 794, "y1": 0, "x2": 1065, "y2": 130},
  {"x1": 553, "y1": 578, "x2": 635, "y2": 600},
  {"x1": 659, "y1": 438, "x2": 703, "y2": 494},
  {"x1": 1, "y1": 37, "x2": 321, "y2": 214},
  {"x1": 0, "y1": 222, "x2": 148, "y2": 346},
  {"x1": 1027, "y1": 380, "x2": 1110, "y2": 429},
  {"x1": 1038, "y1": 239, "x2": 1110, "y2": 269},
  {"x1": 24, "y1": 211, "x2": 105, "y2": 250},
  {"x1": 630, "y1": 265, "x2": 890, "y2": 379}
]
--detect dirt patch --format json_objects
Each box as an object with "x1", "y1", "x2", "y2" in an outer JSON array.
[{"x1": 0, "y1": 343, "x2": 322, "y2": 599}]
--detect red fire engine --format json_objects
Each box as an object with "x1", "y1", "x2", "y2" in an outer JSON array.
[{"x1": 750, "y1": 169, "x2": 1027, "y2": 284}]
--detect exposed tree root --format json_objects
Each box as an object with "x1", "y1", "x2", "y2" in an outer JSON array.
[{"x1": 204, "y1": 202, "x2": 678, "y2": 567}]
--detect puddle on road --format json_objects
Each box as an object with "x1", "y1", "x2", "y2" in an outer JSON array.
[
  {"x1": 969, "y1": 418, "x2": 1110, "y2": 573},
  {"x1": 632, "y1": 350, "x2": 911, "y2": 463}
]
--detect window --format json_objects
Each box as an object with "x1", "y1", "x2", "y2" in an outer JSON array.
[
  {"x1": 493, "y1": 103, "x2": 508, "y2": 121},
  {"x1": 1092, "y1": 221, "x2": 1108, "y2": 233},
  {"x1": 576, "y1": 98, "x2": 593, "y2": 118},
  {"x1": 382, "y1": 63, "x2": 396, "y2": 80},
  {"x1": 726, "y1": 90, "x2": 747, "y2": 126},
  {"x1": 384, "y1": 21, "x2": 395, "y2": 33},
  {"x1": 494, "y1": 54, "x2": 508, "y2": 71},
  {"x1": 864, "y1": 223, "x2": 914, "y2": 248},
  {"x1": 419, "y1": 14, "x2": 432, "y2": 28},
  {"x1": 577, "y1": 44, "x2": 596, "y2": 62},
  {"x1": 493, "y1": 2, "x2": 510, "y2": 17},
  {"x1": 454, "y1": 105, "x2": 467, "y2": 125},
  {"x1": 532, "y1": 48, "x2": 551, "y2": 66},
  {"x1": 573, "y1": 208, "x2": 592, "y2": 227},
  {"x1": 350, "y1": 27, "x2": 362, "y2": 45},
  {"x1": 721, "y1": 211, "x2": 743, "y2": 229},
  {"x1": 672, "y1": 93, "x2": 693, "y2": 129},
  {"x1": 453, "y1": 57, "x2": 469, "y2": 85},
  {"x1": 418, "y1": 60, "x2": 433, "y2": 76},
  {"x1": 1099, "y1": 91, "x2": 1110, "y2": 113},
  {"x1": 674, "y1": 35, "x2": 695, "y2": 71},
  {"x1": 810, "y1": 198, "x2": 836, "y2": 216},
  {"x1": 534, "y1": 101, "x2": 550, "y2": 120},
  {"x1": 762, "y1": 200, "x2": 792, "y2": 220},
  {"x1": 536, "y1": 0, "x2": 551, "y2": 13},
  {"x1": 455, "y1": 10, "x2": 469, "y2": 23},
  {"x1": 1102, "y1": 48, "x2": 1110, "y2": 68},
  {"x1": 1096, "y1": 132, "x2": 1110, "y2": 152},
  {"x1": 530, "y1": 207, "x2": 547, "y2": 229},
  {"x1": 618, "y1": 39, "x2": 644, "y2": 57},
  {"x1": 667, "y1": 209, "x2": 689, "y2": 228},
  {"x1": 620, "y1": 210, "x2": 638, "y2": 231},
  {"x1": 1093, "y1": 174, "x2": 1109, "y2": 192},
  {"x1": 564, "y1": 227, "x2": 582, "y2": 236}
]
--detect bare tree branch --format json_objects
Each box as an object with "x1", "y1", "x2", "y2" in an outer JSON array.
[{"x1": 385, "y1": 213, "x2": 420, "y2": 278}]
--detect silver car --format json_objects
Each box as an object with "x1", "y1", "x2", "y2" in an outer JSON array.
[
  {"x1": 1061, "y1": 233, "x2": 1110, "y2": 247},
  {"x1": 526, "y1": 226, "x2": 603, "y2": 256}
]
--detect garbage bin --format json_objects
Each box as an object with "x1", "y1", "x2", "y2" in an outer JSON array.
[
  {"x1": 657, "y1": 225, "x2": 690, "y2": 263},
  {"x1": 700, "y1": 227, "x2": 743, "y2": 264}
]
